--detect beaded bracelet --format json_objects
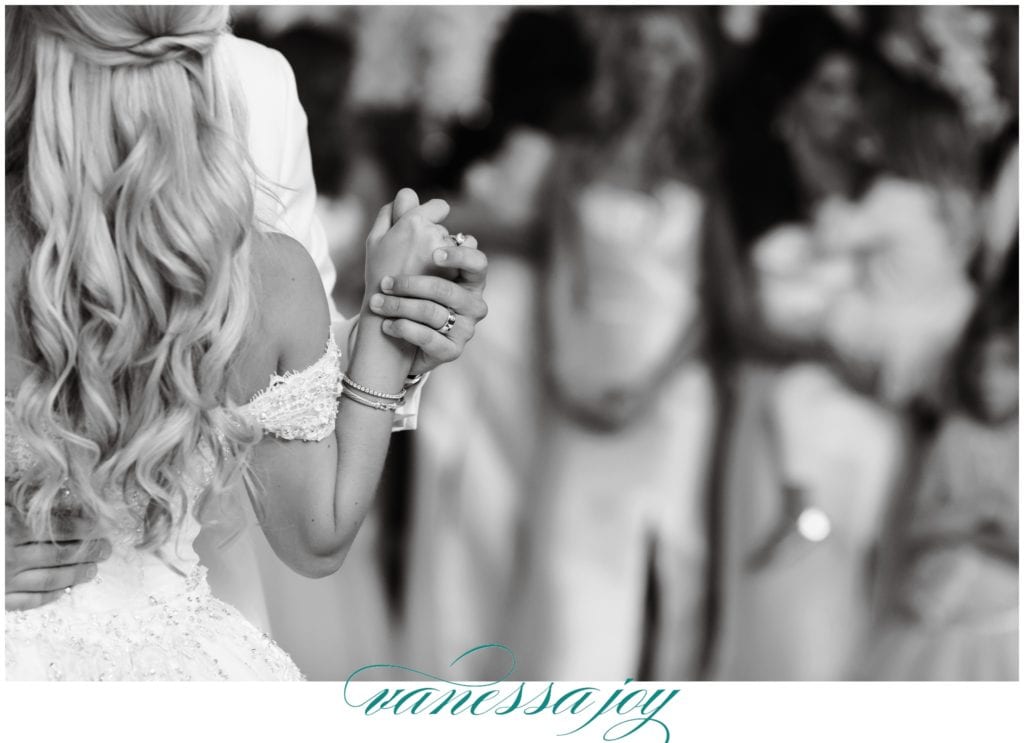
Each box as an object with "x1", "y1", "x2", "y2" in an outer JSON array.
[
  {"x1": 341, "y1": 387, "x2": 400, "y2": 412},
  {"x1": 341, "y1": 373, "x2": 406, "y2": 401}
]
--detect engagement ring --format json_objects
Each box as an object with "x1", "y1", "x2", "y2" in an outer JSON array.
[{"x1": 438, "y1": 308, "x2": 456, "y2": 336}]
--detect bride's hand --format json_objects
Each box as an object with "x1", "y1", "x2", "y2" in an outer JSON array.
[{"x1": 363, "y1": 188, "x2": 452, "y2": 299}]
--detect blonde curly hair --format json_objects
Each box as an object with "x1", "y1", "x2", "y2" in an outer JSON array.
[{"x1": 6, "y1": 5, "x2": 263, "y2": 549}]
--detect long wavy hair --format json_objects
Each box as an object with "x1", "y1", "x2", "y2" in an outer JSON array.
[
  {"x1": 571, "y1": 6, "x2": 717, "y2": 188},
  {"x1": 539, "y1": 7, "x2": 724, "y2": 428},
  {"x1": 6, "y1": 5, "x2": 262, "y2": 550}
]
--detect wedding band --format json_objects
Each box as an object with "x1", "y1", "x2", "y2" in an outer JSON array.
[
  {"x1": 438, "y1": 308, "x2": 456, "y2": 336},
  {"x1": 452, "y1": 233, "x2": 467, "y2": 246}
]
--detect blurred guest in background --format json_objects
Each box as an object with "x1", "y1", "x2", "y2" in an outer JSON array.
[
  {"x1": 709, "y1": 7, "x2": 909, "y2": 681},
  {"x1": 399, "y1": 8, "x2": 595, "y2": 679},
  {"x1": 860, "y1": 254, "x2": 1018, "y2": 680},
  {"x1": 977, "y1": 6, "x2": 1018, "y2": 289},
  {"x1": 511, "y1": 6, "x2": 720, "y2": 681},
  {"x1": 712, "y1": 5, "x2": 991, "y2": 680},
  {"x1": 819, "y1": 60, "x2": 978, "y2": 408}
]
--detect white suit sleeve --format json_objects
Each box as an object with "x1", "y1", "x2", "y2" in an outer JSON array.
[{"x1": 261, "y1": 47, "x2": 339, "y2": 319}]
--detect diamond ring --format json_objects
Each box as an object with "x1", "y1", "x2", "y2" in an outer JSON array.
[{"x1": 438, "y1": 308, "x2": 456, "y2": 336}]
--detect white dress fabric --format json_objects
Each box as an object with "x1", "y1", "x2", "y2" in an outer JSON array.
[
  {"x1": 397, "y1": 129, "x2": 554, "y2": 680},
  {"x1": 859, "y1": 417, "x2": 1018, "y2": 681},
  {"x1": 710, "y1": 203, "x2": 906, "y2": 680},
  {"x1": 816, "y1": 177, "x2": 976, "y2": 405},
  {"x1": 709, "y1": 176, "x2": 973, "y2": 679},
  {"x1": 4, "y1": 335, "x2": 342, "y2": 681},
  {"x1": 514, "y1": 180, "x2": 714, "y2": 680},
  {"x1": 756, "y1": 176, "x2": 975, "y2": 405},
  {"x1": 709, "y1": 364, "x2": 906, "y2": 681},
  {"x1": 400, "y1": 254, "x2": 542, "y2": 680}
]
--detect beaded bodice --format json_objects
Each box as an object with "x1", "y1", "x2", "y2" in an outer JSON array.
[{"x1": 4, "y1": 334, "x2": 343, "y2": 616}]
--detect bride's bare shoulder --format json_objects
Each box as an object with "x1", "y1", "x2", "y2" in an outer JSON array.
[
  {"x1": 239, "y1": 233, "x2": 333, "y2": 396},
  {"x1": 252, "y1": 230, "x2": 323, "y2": 298}
]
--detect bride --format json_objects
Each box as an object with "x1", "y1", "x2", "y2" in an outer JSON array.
[{"x1": 5, "y1": 6, "x2": 486, "y2": 680}]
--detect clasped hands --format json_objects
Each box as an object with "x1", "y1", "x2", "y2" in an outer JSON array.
[{"x1": 361, "y1": 188, "x2": 488, "y2": 377}]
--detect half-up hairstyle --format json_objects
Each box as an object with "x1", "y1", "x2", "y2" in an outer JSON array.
[{"x1": 6, "y1": 5, "x2": 262, "y2": 549}]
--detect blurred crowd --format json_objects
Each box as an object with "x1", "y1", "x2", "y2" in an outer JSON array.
[{"x1": 230, "y1": 5, "x2": 1019, "y2": 681}]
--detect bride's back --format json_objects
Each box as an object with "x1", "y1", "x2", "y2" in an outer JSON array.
[{"x1": 5, "y1": 6, "x2": 289, "y2": 554}]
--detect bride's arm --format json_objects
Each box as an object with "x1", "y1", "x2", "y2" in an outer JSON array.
[{"x1": 242, "y1": 200, "x2": 447, "y2": 578}]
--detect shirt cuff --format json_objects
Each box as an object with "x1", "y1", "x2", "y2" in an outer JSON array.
[
  {"x1": 392, "y1": 372, "x2": 429, "y2": 432},
  {"x1": 332, "y1": 315, "x2": 428, "y2": 432}
]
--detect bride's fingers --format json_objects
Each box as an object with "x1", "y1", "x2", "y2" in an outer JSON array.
[
  {"x1": 381, "y1": 319, "x2": 460, "y2": 363},
  {"x1": 403, "y1": 198, "x2": 450, "y2": 225},
  {"x1": 378, "y1": 275, "x2": 487, "y2": 319},
  {"x1": 367, "y1": 202, "x2": 395, "y2": 245},
  {"x1": 391, "y1": 188, "x2": 420, "y2": 223}
]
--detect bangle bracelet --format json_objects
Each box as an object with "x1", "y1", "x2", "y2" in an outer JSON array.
[
  {"x1": 404, "y1": 374, "x2": 424, "y2": 389},
  {"x1": 341, "y1": 387, "x2": 400, "y2": 412},
  {"x1": 341, "y1": 373, "x2": 405, "y2": 401}
]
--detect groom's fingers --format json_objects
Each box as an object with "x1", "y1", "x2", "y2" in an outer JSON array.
[
  {"x1": 7, "y1": 563, "x2": 98, "y2": 593},
  {"x1": 5, "y1": 590, "x2": 65, "y2": 611},
  {"x1": 12, "y1": 539, "x2": 111, "y2": 570},
  {"x1": 7, "y1": 502, "x2": 96, "y2": 544},
  {"x1": 381, "y1": 319, "x2": 460, "y2": 363},
  {"x1": 378, "y1": 275, "x2": 487, "y2": 319},
  {"x1": 392, "y1": 188, "x2": 420, "y2": 223}
]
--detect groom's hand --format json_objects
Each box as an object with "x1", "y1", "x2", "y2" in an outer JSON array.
[
  {"x1": 5, "y1": 498, "x2": 111, "y2": 611},
  {"x1": 367, "y1": 189, "x2": 489, "y2": 375}
]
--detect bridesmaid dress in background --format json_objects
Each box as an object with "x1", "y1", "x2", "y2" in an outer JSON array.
[{"x1": 513, "y1": 180, "x2": 713, "y2": 680}]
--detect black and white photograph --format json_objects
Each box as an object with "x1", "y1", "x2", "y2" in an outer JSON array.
[{"x1": 3, "y1": 1, "x2": 1019, "y2": 714}]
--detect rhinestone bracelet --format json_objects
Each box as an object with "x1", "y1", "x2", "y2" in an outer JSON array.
[
  {"x1": 341, "y1": 386, "x2": 400, "y2": 412},
  {"x1": 340, "y1": 373, "x2": 406, "y2": 401}
]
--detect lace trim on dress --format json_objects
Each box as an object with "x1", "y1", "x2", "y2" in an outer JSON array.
[{"x1": 243, "y1": 333, "x2": 343, "y2": 442}]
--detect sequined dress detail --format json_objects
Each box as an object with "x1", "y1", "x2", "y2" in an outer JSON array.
[{"x1": 5, "y1": 335, "x2": 342, "y2": 681}]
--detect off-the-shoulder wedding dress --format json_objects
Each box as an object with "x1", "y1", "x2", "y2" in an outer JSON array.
[{"x1": 5, "y1": 335, "x2": 343, "y2": 681}]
